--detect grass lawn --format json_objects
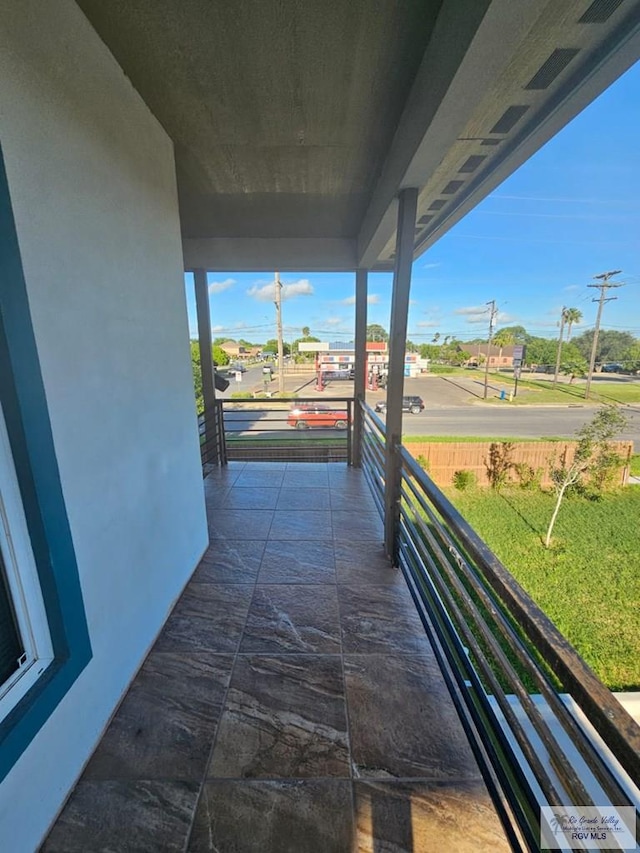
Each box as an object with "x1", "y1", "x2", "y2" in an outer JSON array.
[
  {"x1": 445, "y1": 486, "x2": 640, "y2": 691},
  {"x1": 404, "y1": 434, "x2": 565, "y2": 443},
  {"x1": 630, "y1": 454, "x2": 640, "y2": 477},
  {"x1": 483, "y1": 375, "x2": 640, "y2": 406}
]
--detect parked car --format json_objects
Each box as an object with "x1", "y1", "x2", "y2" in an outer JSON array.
[
  {"x1": 375, "y1": 395, "x2": 424, "y2": 415},
  {"x1": 601, "y1": 363, "x2": 624, "y2": 373},
  {"x1": 287, "y1": 405, "x2": 348, "y2": 430}
]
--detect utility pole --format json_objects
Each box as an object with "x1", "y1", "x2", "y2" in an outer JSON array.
[
  {"x1": 584, "y1": 270, "x2": 624, "y2": 400},
  {"x1": 553, "y1": 306, "x2": 566, "y2": 387},
  {"x1": 483, "y1": 300, "x2": 497, "y2": 400},
  {"x1": 274, "y1": 271, "x2": 285, "y2": 395}
]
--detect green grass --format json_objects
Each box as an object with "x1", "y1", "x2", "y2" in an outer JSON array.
[
  {"x1": 403, "y1": 434, "x2": 565, "y2": 444},
  {"x1": 630, "y1": 454, "x2": 640, "y2": 477},
  {"x1": 483, "y1": 374, "x2": 640, "y2": 405},
  {"x1": 428, "y1": 365, "x2": 466, "y2": 375},
  {"x1": 445, "y1": 487, "x2": 640, "y2": 691}
]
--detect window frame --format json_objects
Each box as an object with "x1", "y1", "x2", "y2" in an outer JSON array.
[
  {"x1": 0, "y1": 402, "x2": 54, "y2": 721},
  {"x1": 0, "y1": 139, "x2": 92, "y2": 782}
]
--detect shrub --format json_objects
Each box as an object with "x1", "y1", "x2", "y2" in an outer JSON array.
[
  {"x1": 486, "y1": 442, "x2": 514, "y2": 491},
  {"x1": 453, "y1": 469, "x2": 477, "y2": 490},
  {"x1": 415, "y1": 454, "x2": 430, "y2": 472},
  {"x1": 513, "y1": 462, "x2": 543, "y2": 491}
]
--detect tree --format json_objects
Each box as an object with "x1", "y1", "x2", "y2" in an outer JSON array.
[
  {"x1": 572, "y1": 330, "x2": 636, "y2": 365},
  {"x1": 498, "y1": 325, "x2": 528, "y2": 344},
  {"x1": 190, "y1": 341, "x2": 203, "y2": 415},
  {"x1": 525, "y1": 336, "x2": 557, "y2": 370},
  {"x1": 431, "y1": 333, "x2": 440, "y2": 344},
  {"x1": 366, "y1": 324, "x2": 388, "y2": 342},
  {"x1": 626, "y1": 342, "x2": 640, "y2": 373},
  {"x1": 292, "y1": 334, "x2": 320, "y2": 354},
  {"x1": 559, "y1": 342, "x2": 588, "y2": 381},
  {"x1": 406, "y1": 339, "x2": 418, "y2": 353},
  {"x1": 419, "y1": 343, "x2": 440, "y2": 360},
  {"x1": 301, "y1": 326, "x2": 311, "y2": 338},
  {"x1": 563, "y1": 308, "x2": 582, "y2": 341},
  {"x1": 492, "y1": 328, "x2": 515, "y2": 362},
  {"x1": 263, "y1": 339, "x2": 291, "y2": 356},
  {"x1": 544, "y1": 406, "x2": 628, "y2": 548},
  {"x1": 212, "y1": 345, "x2": 230, "y2": 366},
  {"x1": 213, "y1": 336, "x2": 230, "y2": 346}
]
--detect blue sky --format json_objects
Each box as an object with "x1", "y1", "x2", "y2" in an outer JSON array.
[{"x1": 185, "y1": 60, "x2": 640, "y2": 345}]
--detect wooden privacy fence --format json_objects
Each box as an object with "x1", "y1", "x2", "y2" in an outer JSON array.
[{"x1": 404, "y1": 440, "x2": 633, "y2": 488}]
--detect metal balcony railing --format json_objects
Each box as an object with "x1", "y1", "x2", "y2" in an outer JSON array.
[
  {"x1": 200, "y1": 397, "x2": 353, "y2": 465},
  {"x1": 360, "y1": 401, "x2": 640, "y2": 851}
]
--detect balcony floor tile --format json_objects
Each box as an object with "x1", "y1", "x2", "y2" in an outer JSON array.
[
  {"x1": 192, "y1": 540, "x2": 265, "y2": 584},
  {"x1": 268, "y1": 509, "x2": 332, "y2": 540},
  {"x1": 208, "y1": 508, "x2": 274, "y2": 539},
  {"x1": 354, "y1": 780, "x2": 511, "y2": 852},
  {"x1": 154, "y1": 583, "x2": 253, "y2": 654},
  {"x1": 41, "y1": 780, "x2": 199, "y2": 853},
  {"x1": 338, "y1": 584, "x2": 431, "y2": 654},
  {"x1": 208, "y1": 654, "x2": 350, "y2": 779},
  {"x1": 83, "y1": 652, "x2": 233, "y2": 781},
  {"x1": 258, "y1": 539, "x2": 336, "y2": 584},
  {"x1": 345, "y1": 653, "x2": 481, "y2": 779},
  {"x1": 240, "y1": 584, "x2": 341, "y2": 654},
  {"x1": 188, "y1": 780, "x2": 354, "y2": 853}
]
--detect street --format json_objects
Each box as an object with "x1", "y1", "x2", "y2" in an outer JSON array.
[{"x1": 216, "y1": 367, "x2": 640, "y2": 449}]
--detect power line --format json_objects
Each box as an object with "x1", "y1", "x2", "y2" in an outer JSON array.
[
  {"x1": 483, "y1": 300, "x2": 497, "y2": 401},
  {"x1": 584, "y1": 271, "x2": 625, "y2": 400}
]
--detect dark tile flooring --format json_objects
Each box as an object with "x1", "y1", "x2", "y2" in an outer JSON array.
[{"x1": 41, "y1": 463, "x2": 510, "y2": 853}]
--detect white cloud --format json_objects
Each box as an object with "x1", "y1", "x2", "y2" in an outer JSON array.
[
  {"x1": 247, "y1": 278, "x2": 314, "y2": 302},
  {"x1": 416, "y1": 320, "x2": 440, "y2": 328},
  {"x1": 341, "y1": 294, "x2": 381, "y2": 306},
  {"x1": 211, "y1": 324, "x2": 225, "y2": 332},
  {"x1": 325, "y1": 316, "x2": 345, "y2": 326},
  {"x1": 208, "y1": 277, "x2": 235, "y2": 294},
  {"x1": 423, "y1": 262, "x2": 441, "y2": 270},
  {"x1": 563, "y1": 284, "x2": 580, "y2": 292}
]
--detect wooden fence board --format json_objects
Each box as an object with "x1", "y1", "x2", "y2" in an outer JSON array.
[{"x1": 404, "y1": 441, "x2": 633, "y2": 488}]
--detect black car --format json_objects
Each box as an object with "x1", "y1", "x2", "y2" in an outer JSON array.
[{"x1": 375, "y1": 395, "x2": 424, "y2": 415}]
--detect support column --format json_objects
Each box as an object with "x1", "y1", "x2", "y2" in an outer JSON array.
[
  {"x1": 352, "y1": 268, "x2": 368, "y2": 467},
  {"x1": 384, "y1": 188, "x2": 418, "y2": 560},
  {"x1": 194, "y1": 268, "x2": 219, "y2": 464}
]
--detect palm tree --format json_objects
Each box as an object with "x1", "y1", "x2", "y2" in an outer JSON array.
[
  {"x1": 302, "y1": 326, "x2": 310, "y2": 338},
  {"x1": 563, "y1": 308, "x2": 582, "y2": 341},
  {"x1": 492, "y1": 328, "x2": 515, "y2": 363}
]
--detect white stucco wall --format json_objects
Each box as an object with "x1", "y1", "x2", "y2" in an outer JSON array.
[{"x1": 0, "y1": 3, "x2": 208, "y2": 849}]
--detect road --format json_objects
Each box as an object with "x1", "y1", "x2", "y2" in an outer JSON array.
[
  {"x1": 220, "y1": 405, "x2": 639, "y2": 448},
  {"x1": 394, "y1": 406, "x2": 640, "y2": 447},
  {"x1": 215, "y1": 367, "x2": 640, "y2": 449}
]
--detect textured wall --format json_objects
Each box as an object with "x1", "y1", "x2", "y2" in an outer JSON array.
[{"x1": 0, "y1": 2, "x2": 207, "y2": 849}]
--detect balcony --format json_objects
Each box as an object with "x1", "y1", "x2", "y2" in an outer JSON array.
[
  {"x1": 41, "y1": 459, "x2": 509, "y2": 852},
  {"x1": 41, "y1": 403, "x2": 639, "y2": 852}
]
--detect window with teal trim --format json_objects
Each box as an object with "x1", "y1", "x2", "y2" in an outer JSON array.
[
  {"x1": 0, "y1": 139, "x2": 91, "y2": 781},
  {"x1": 0, "y1": 402, "x2": 55, "y2": 722}
]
